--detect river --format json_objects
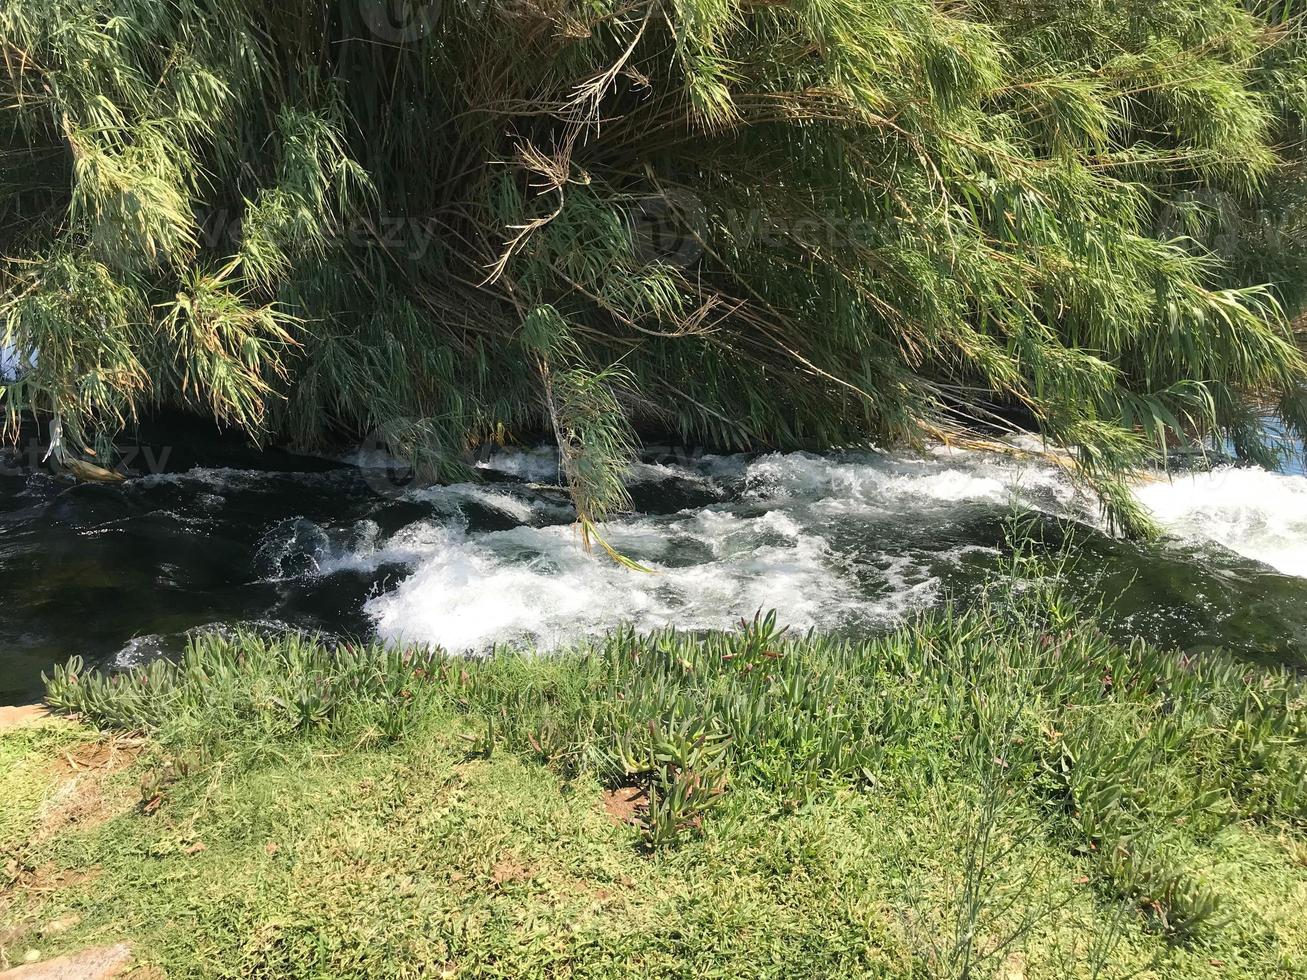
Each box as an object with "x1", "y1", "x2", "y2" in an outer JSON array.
[{"x1": 2, "y1": 434, "x2": 1305, "y2": 702}]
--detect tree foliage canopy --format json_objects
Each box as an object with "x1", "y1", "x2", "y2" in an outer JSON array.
[{"x1": 4, "y1": 0, "x2": 1307, "y2": 532}]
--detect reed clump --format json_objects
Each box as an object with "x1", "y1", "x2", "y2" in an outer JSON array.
[{"x1": 6, "y1": 1, "x2": 1307, "y2": 533}]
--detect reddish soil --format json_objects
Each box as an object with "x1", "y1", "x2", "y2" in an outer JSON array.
[
  {"x1": 0, "y1": 707, "x2": 52, "y2": 732},
  {"x1": 599, "y1": 785, "x2": 646, "y2": 827}
]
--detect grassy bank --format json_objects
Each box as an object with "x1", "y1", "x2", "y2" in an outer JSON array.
[{"x1": 3, "y1": 590, "x2": 1307, "y2": 978}]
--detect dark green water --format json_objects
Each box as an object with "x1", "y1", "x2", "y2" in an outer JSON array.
[{"x1": 3, "y1": 435, "x2": 1306, "y2": 703}]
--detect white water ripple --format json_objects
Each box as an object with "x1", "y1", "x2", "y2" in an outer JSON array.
[
  {"x1": 311, "y1": 443, "x2": 1307, "y2": 651},
  {"x1": 1134, "y1": 466, "x2": 1307, "y2": 578},
  {"x1": 363, "y1": 508, "x2": 935, "y2": 651}
]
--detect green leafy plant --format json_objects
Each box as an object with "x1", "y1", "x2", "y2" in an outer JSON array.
[{"x1": 5, "y1": 0, "x2": 1307, "y2": 531}]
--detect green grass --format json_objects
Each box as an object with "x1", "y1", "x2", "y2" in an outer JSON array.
[{"x1": 4, "y1": 589, "x2": 1307, "y2": 977}]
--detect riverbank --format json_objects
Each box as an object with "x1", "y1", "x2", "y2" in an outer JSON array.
[{"x1": 3, "y1": 588, "x2": 1306, "y2": 978}]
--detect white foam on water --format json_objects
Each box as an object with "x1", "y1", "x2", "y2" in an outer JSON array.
[
  {"x1": 909, "y1": 445, "x2": 1307, "y2": 579},
  {"x1": 114, "y1": 634, "x2": 169, "y2": 668},
  {"x1": 405, "y1": 483, "x2": 573, "y2": 524},
  {"x1": 625, "y1": 458, "x2": 723, "y2": 487},
  {"x1": 330, "y1": 441, "x2": 1307, "y2": 652},
  {"x1": 128, "y1": 466, "x2": 250, "y2": 490},
  {"x1": 315, "y1": 520, "x2": 453, "y2": 576},
  {"x1": 474, "y1": 446, "x2": 561, "y2": 483},
  {"x1": 363, "y1": 505, "x2": 940, "y2": 652},
  {"x1": 1133, "y1": 466, "x2": 1307, "y2": 578},
  {"x1": 111, "y1": 618, "x2": 302, "y2": 668},
  {"x1": 745, "y1": 449, "x2": 1082, "y2": 516},
  {"x1": 358, "y1": 447, "x2": 1046, "y2": 651},
  {"x1": 129, "y1": 466, "x2": 327, "y2": 492}
]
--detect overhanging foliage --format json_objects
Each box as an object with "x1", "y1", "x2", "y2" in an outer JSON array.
[{"x1": 4, "y1": 0, "x2": 1307, "y2": 533}]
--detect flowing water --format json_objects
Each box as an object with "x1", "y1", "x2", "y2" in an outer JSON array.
[{"x1": 3, "y1": 433, "x2": 1306, "y2": 702}]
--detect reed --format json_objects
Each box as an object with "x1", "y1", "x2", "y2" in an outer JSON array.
[{"x1": 5, "y1": 1, "x2": 1307, "y2": 532}]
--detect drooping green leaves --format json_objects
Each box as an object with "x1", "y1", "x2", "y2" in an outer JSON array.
[{"x1": 3, "y1": 0, "x2": 1307, "y2": 533}]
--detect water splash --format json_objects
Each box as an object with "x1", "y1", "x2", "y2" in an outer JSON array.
[
  {"x1": 3, "y1": 438, "x2": 1306, "y2": 700},
  {"x1": 359, "y1": 444, "x2": 1307, "y2": 653},
  {"x1": 363, "y1": 508, "x2": 939, "y2": 652},
  {"x1": 1134, "y1": 466, "x2": 1307, "y2": 577}
]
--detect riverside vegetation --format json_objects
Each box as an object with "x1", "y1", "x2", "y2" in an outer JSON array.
[
  {"x1": 3, "y1": 541, "x2": 1306, "y2": 978},
  {"x1": 5, "y1": 2, "x2": 1307, "y2": 975},
  {"x1": 5, "y1": 1, "x2": 1307, "y2": 534}
]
